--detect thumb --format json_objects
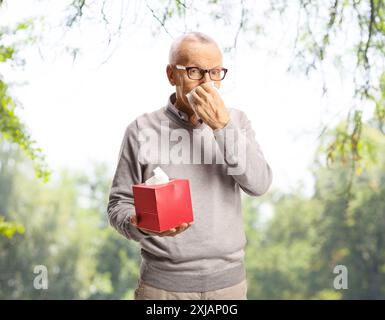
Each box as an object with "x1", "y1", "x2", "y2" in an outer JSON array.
[{"x1": 189, "y1": 112, "x2": 200, "y2": 125}]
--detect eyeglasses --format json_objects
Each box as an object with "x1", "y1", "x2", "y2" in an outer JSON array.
[{"x1": 175, "y1": 65, "x2": 228, "y2": 81}]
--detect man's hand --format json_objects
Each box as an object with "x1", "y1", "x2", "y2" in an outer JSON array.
[
  {"x1": 191, "y1": 82, "x2": 230, "y2": 130},
  {"x1": 129, "y1": 215, "x2": 193, "y2": 237}
]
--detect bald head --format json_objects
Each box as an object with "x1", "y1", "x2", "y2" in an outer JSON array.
[{"x1": 168, "y1": 32, "x2": 222, "y2": 65}]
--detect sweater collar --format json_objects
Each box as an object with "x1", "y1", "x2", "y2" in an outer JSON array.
[{"x1": 166, "y1": 93, "x2": 203, "y2": 127}]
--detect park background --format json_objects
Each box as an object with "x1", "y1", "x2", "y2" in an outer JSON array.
[{"x1": 1, "y1": 0, "x2": 384, "y2": 299}]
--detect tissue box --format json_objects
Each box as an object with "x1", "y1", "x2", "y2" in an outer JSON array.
[{"x1": 132, "y1": 178, "x2": 194, "y2": 232}]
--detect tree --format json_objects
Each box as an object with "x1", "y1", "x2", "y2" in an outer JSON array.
[
  {"x1": 312, "y1": 123, "x2": 385, "y2": 299},
  {"x1": 0, "y1": 142, "x2": 140, "y2": 299},
  {"x1": 243, "y1": 123, "x2": 385, "y2": 299},
  {"x1": 1, "y1": 0, "x2": 384, "y2": 299},
  {"x1": 1, "y1": 3, "x2": 50, "y2": 238},
  {"x1": 0, "y1": 14, "x2": 50, "y2": 182},
  {"x1": 1, "y1": 0, "x2": 383, "y2": 202},
  {"x1": 62, "y1": 0, "x2": 385, "y2": 152}
]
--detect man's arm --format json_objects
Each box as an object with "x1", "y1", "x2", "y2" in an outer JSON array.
[
  {"x1": 107, "y1": 120, "x2": 193, "y2": 240},
  {"x1": 213, "y1": 111, "x2": 273, "y2": 197},
  {"x1": 107, "y1": 120, "x2": 151, "y2": 242},
  {"x1": 191, "y1": 82, "x2": 272, "y2": 196}
]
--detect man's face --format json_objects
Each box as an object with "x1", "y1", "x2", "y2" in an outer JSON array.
[{"x1": 167, "y1": 41, "x2": 223, "y2": 111}]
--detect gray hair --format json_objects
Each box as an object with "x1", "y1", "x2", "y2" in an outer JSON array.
[{"x1": 168, "y1": 32, "x2": 220, "y2": 64}]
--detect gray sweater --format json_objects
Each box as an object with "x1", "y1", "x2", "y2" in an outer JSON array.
[{"x1": 107, "y1": 93, "x2": 273, "y2": 292}]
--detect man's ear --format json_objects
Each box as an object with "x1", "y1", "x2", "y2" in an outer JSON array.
[{"x1": 166, "y1": 64, "x2": 176, "y2": 86}]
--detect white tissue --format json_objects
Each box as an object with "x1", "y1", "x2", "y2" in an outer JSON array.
[
  {"x1": 145, "y1": 167, "x2": 170, "y2": 185},
  {"x1": 186, "y1": 81, "x2": 219, "y2": 120}
]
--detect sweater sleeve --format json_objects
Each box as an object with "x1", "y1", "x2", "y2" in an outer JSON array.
[
  {"x1": 213, "y1": 111, "x2": 273, "y2": 197},
  {"x1": 107, "y1": 120, "x2": 151, "y2": 242}
]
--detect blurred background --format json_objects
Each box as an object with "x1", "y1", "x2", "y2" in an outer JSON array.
[{"x1": 0, "y1": 0, "x2": 384, "y2": 299}]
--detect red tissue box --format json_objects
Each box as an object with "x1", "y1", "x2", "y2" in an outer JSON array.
[{"x1": 132, "y1": 178, "x2": 194, "y2": 232}]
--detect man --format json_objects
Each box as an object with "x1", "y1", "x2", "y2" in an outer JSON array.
[{"x1": 107, "y1": 32, "x2": 273, "y2": 300}]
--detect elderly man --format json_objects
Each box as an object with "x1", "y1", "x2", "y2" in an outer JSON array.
[{"x1": 107, "y1": 32, "x2": 272, "y2": 300}]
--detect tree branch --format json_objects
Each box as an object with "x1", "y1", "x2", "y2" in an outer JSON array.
[
  {"x1": 363, "y1": 0, "x2": 375, "y2": 69},
  {"x1": 145, "y1": 0, "x2": 174, "y2": 39},
  {"x1": 67, "y1": 0, "x2": 86, "y2": 27}
]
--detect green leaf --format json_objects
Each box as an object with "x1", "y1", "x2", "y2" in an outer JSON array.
[{"x1": 0, "y1": 216, "x2": 25, "y2": 239}]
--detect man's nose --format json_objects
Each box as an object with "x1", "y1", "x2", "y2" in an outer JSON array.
[{"x1": 201, "y1": 71, "x2": 211, "y2": 83}]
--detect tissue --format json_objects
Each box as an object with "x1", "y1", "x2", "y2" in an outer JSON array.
[
  {"x1": 186, "y1": 81, "x2": 218, "y2": 119},
  {"x1": 145, "y1": 167, "x2": 169, "y2": 185}
]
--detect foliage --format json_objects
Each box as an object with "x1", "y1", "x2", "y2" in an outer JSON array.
[
  {"x1": 244, "y1": 124, "x2": 385, "y2": 299},
  {"x1": 0, "y1": 143, "x2": 140, "y2": 299},
  {"x1": 1, "y1": 123, "x2": 385, "y2": 299},
  {"x1": 0, "y1": 14, "x2": 50, "y2": 182},
  {"x1": 0, "y1": 0, "x2": 384, "y2": 300},
  {"x1": 0, "y1": 216, "x2": 24, "y2": 239},
  {"x1": 65, "y1": 0, "x2": 385, "y2": 185}
]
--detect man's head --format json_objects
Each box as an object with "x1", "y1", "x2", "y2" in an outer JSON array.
[{"x1": 166, "y1": 32, "x2": 224, "y2": 118}]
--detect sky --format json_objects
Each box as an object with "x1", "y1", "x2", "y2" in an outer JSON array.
[{"x1": 0, "y1": 0, "x2": 357, "y2": 198}]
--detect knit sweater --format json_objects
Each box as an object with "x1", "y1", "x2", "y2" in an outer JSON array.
[{"x1": 107, "y1": 93, "x2": 273, "y2": 292}]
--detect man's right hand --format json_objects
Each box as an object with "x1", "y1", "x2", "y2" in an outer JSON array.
[{"x1": 129, "y1": 215, "x2": 193, "y2": 237}]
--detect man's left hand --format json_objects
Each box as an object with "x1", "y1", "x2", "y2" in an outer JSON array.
[{"x1": 191, "y1": 82, "x2": 230, "y2": 130}]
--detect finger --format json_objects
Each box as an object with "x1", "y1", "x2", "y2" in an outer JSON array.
[
  {"x1": 169, "y1": 228, "x2": 186, "y2": 237},
  {"x1": 173, "y1": 226, "x2": 187, "y2": 235},
  {"x1": 200, "y1": 82, "x2": 216, "y2": 93},
  {"x1": 172, "y1": 223, "x2": 192, "y2": 236},
  {"x1": 175, "y1": 222, "x2": 189, "y2": 232},
  {"x1": 171, "y1": 223, "x2": 191, "y2": 235},
  {"x1": 161, "y1": 224, "x2": 189, "y2": 237},
  {"x1": 191, "y1": 90, "x2": 204, "y2": 104},
  {"x1": 129, "y1": 215, "x2": 137, "y2": 226},
  {"x1": 194, "y1": 103, "x2": 210, "y2": 120},
  {"x1": 194, "y1": 86, "x2": 209, "y2": 98},
  {"x1": 158, "y1": 228, "x2": 177, "y2": 237},
  {"x1": 141, "y1": 223, "x2": 193, "y2": 237}
]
